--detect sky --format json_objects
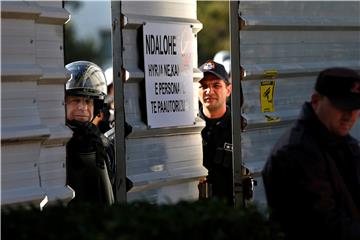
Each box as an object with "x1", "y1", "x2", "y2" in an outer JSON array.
[{"x1": 67, "y1": 1, "x2": 111, "y2": 46}]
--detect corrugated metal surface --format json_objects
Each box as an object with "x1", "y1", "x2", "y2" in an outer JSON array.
[
  {"x1": 1, "y1": 1, "x2": 73, "y2": 206},
  {"x1": 238, "y1": 1, "x2": 360, "y2": 206},
  {"x1": 1, "y1": 142, "x2": 45, "y2": 205},
  {"x1": 121, "y1": 0, "x2": 206, "y2": 203},
  {"x1": 35, "y1": 1, "x2": 73, "y2": 205}
]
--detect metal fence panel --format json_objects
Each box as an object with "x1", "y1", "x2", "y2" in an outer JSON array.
[
  {"x1": 1, "y1": 1, "x2": 73, "y2": 207},
  {"x1": 120, "y1": 0, "x2": 206, "y2": 203},
  {"x1": 238, "y1": 1, "x2": 360, "y2": 206}
]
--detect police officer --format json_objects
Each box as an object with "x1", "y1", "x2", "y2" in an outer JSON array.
[
  {"x1": 198, "y1": 60, "x2": 233, "y2": 204},
  {"x1": 263, "y1": 67, "x2": 360, "y2": 239},
  {"x1": 65, "y1": 61, "x2": 115, "y2": 206},
  {"x1": 94, "y1": 66, "x2": 115, "y2": 134}
]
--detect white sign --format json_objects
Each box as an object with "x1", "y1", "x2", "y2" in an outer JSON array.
[{"x1": 143, "y1": 22, "x2": 194, "y2": 128}]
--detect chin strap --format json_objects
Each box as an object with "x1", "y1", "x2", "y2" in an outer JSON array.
[{"x1": 66, "y1": 119, "x2": 91, "y2": 132}]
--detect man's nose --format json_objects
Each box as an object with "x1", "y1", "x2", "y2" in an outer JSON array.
[
  {"x1": 77, "y1": 100, "x2": 88, "y2": 109},
  {"x1": 205, "y1": 86, "x2": 214, "y2": 94}
]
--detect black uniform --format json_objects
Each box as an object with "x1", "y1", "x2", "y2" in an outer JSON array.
[
  {"x1": 262, "y1": 102, "x2": 360, "y2": 240},
  {"x1": 200, "y1": 106, "x2": 233, "y2": 203},
  {"x1": 66, "y1": 122, "x2": 115, "y2": 206},
  {"x1": 104, "y1": 122, "x2": 134, "y2": 192},
  {"x1": 97, "y1": 102, "x2": 113, "y2": 134}
]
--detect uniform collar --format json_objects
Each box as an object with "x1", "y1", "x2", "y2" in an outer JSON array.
[{"x1": 200, "y1": 106, "x2": 231, "y2": 128}]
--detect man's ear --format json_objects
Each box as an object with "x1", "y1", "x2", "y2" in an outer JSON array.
[
  {"x1": 311, "y1": 92, "x2": 320, "y2": 108},
  {"x1": 97, "y1": 111, "x2": 104, "y2": 119},
  {"x1": 226, "y1": 84, "x2": 232, "y2": 97}
]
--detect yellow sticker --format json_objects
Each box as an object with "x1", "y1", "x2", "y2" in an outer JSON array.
[
  {"x1": 260, "y1": 80, "x2": 275, "y2": 113},
  {"x1": 265, "y1": 115, "x2": 280, "y2": 123}
]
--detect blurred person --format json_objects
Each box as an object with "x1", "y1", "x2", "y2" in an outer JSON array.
[
  {"x1": 94, "y1": 66, "x2": 115, "y2": 133},
  {"x1": 101, "y1": 66, "x2": 133, "y2": 190},
  {"x1": 100, "y1": 66, "x2": 132, "y2": 140},
  {"x1": 263, "y1": 67, "x2": 360, "y2": 240}
]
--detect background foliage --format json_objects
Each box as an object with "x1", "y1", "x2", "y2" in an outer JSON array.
[
  {"x1": 64, "y1": 23, "x2": 106, "y2": 65},
  {"x1": 64, "y1": 1, "x2": 108, "y2": 66},
  {"x1": 197, "y1": 1, "x2": 230, "y2": 64},
  {"x1": 64, "y1": 1, "x2": 230, "y2": 67},
  {"x1": 3, "y1": 200, "x2": 283, "y2": 240}
]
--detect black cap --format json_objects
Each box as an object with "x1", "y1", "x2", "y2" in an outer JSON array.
[
  {"x1": 199, "y1": 60, "x2": 229, "y2": 84},
  {"x1": 315, "y1": 67, "x2": 360, "y2": 110}
]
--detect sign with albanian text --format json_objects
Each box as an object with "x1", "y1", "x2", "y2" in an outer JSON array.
[{"x1": 143, "y1": 22, "x2": 194, "y2": 128}]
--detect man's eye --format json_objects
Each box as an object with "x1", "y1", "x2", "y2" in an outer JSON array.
[{"x1": 85, "y1": 99, "x2": 93, "y2": 105}]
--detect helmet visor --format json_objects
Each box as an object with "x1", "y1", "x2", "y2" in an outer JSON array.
[{"x1": 66, "y1": 61, "x2": 107, "y2": 98}]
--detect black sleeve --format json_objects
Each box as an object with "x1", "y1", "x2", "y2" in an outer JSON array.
[{"x1": 264, "y1": 146, "x2": 360, "y2": 240}]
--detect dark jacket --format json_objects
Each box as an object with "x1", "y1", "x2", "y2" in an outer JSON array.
[
  {"x1": 200, "y1": 107, "x2": 233, "y2": 203},
  {"x1": 66, "y1": 123, "x2": 115, "y2": 206},
  {"x1": 262, "y1": 102, "x2": 360, "y2": 240},
  {"x1": 104, "y1": 122, "x2": 134, "y2": 193}
]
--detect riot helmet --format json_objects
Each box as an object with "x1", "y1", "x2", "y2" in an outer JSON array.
[{"x1": 65, "y1": 61, "x2": 107, "y2": 128}]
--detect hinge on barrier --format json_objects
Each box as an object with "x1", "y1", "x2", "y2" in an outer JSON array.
[
  {"x1": 263, "y1": 69, "x2": 278, "y2": 79},
  {"x1": 241, "y1": 166, "x2": 257, "y2": 201},
  {"x1": 242, "y1": 176, "x2": 258, "y2": 200},
  {"x1": 241, "y1": 115, "x2": 248, "y2": 130}
]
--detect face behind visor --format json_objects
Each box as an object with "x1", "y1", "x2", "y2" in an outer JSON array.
[{"x1": 65, "y1": 61, "x2": 107, "y2": 130}]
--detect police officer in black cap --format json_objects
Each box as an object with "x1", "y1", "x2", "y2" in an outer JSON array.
[
  {"x1": 263, "y1": 67, "x2": 360, "y2": 239},
  {"x1": 65, "y1": 61, "x2": 115, "y2": 206},
  {"x1": 198, "y1": 59, "x2": 233, "y2": 204}
]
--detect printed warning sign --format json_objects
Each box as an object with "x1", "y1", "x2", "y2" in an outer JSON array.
[
  {"x1": 260, "y1": 80, "x2": 275, "y2": 113},
  {"x1": 143, "y1": 22, "x2": 194, "y2": 128}
]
